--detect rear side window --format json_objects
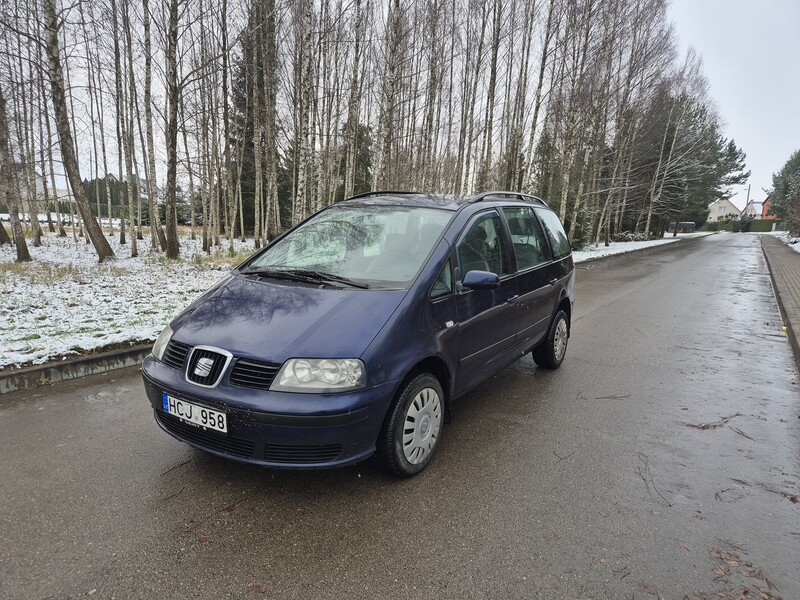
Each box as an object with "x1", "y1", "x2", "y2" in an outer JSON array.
[
  {"x1": 502, "y1": 207, "x2": 552, "y2": 270},
  {"x1": 536, "y1": 208, "x2": 571, "y2": 259}
]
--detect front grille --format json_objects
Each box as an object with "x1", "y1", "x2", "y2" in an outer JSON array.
[
  {"x1": 229, "y1": 359, "x2": 281, "y2": 390},
  {"x1": 263, "y1": 443, "x2": 342, "y2": 464},
  {"x1": 156, "y1": 411, "x2": 255, "y2": 458},
  {"x1": 157, "y1": 412, "x2": 342, "y2": 464},
  {"x1": 162, "y1": 340, "x2": 191, "y2": 370},
  {"x1": 186, "y1": 348, "x2": 228, "y2": 387}
]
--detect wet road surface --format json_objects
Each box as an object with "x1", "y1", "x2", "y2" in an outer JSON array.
[{"x1": 1, "y1": 233, "x2": 798, "y2": 599}]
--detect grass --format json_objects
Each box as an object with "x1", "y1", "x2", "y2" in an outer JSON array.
[
  {"x1": 0, "y1": 260, "x2": 134, "y2": 285},
  {"x1": 190, "y1": 247, "x2": 253, "y2": 269},
  {"x1": 16, "y1": 333, "x2": 41, "y2": 341},
  {"x1": 0, "y1": 262, "x2": 83, "y2": 285},
  {"x1": 143, "y1": 247, "x2": 250, "y2": 270}
]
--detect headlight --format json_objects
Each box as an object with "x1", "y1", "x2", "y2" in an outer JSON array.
[
  {"x1": 152, "y1": 325, "x2": 174, "y2": 361},
  {"x1": 270, "y1": 358, "x2": 365, "y2": 393}
]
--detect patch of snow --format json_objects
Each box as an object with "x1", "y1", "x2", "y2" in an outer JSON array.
[
  {"x1": 760, "y1": 230, "x2": 800, "y2": 253},
  {"x1": 1, "y1": 231, "x2": 255, "y2": 369},
  {"x1": 572, "y1": 232, "x2": 713, "y2": 263}
]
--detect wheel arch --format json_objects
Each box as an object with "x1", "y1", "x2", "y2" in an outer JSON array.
[
  {"x1": 557, "y1": 294, "x2": 572, "y2": 330},
  {"x1": 391, "y1": 355, "x2": 452, "y2": 418}
]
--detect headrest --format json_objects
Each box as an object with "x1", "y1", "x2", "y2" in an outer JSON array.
[
  {"x1": 469, "y1": 227, "x2": 487, "y2": 241},
  {"x1": 507, "y1": 217, "x2": 528, "y2": 235}
]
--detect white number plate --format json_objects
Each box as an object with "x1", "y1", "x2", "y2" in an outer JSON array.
[{"x1": 161, "y1": 393, "x2": 227, "y2": 433}]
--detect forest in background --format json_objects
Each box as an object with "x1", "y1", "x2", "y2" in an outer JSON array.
[{"x1": 0, "y1": 0, "x2": 750, "y2": 262}]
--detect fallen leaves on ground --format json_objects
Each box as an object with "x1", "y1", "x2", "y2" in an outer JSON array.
[{"x1": 643, "y1": 583, "x2": 658, "y2": 596}]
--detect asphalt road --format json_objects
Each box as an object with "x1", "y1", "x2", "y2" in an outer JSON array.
[{"x1": 2, "y1": 234, "x2": 798, "y2": 600}]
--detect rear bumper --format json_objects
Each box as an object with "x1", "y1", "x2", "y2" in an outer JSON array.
[{"x1": 141, "y1": 355, "x2": 397, "y2": 469}]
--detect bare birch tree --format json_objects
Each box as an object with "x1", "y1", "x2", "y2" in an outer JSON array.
[{"x1": 43, "y1": 0, "x2": 114, "y2": 261}]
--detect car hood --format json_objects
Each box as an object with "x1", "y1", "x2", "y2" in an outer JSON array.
[{"x1": 170, "y1": 274, "x2": 407, "y2": 361}]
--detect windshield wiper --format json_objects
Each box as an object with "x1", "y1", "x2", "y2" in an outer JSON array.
[
  {"x1": 240, "y1": 268, "x2": 323, "y2": 285},
  {"x1": 240, "y1": 267, "x2": 369, "y2": 289},
  {"x1": 282, "y1": 268, "x2": 370, "y2": 289}
]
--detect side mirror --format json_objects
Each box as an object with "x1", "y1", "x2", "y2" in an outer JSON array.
[{"x1": 462, "y1": 270, "x2": 500, "y2": 290}]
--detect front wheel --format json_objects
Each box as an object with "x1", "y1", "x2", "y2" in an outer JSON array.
[
  {"x1": 377, "y1": 373, "x2": 444, "y2": 477},
  {"x1": 532, "y1": 310, "x2": 569, "y2": 369}
]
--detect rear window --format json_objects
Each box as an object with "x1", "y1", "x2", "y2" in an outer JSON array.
[{"x1": 535, "y1": 208, "x2": 571, "y2": 259}]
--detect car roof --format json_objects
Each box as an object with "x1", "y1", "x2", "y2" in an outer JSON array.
[{"x1": 338, "y1": 190, "x2": 550, "y2": 213}]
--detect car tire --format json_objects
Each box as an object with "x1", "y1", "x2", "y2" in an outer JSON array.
[
  {"x1": 377, "y1": 373, "x2": 444, "y2": 478},
  {"x1": 532, "y1": 309, "x2": 569, "y2": 369}
]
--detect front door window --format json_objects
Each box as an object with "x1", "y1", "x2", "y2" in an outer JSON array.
[{"x1": 456, "y1": 211, "x2": 511, "y2": 276}]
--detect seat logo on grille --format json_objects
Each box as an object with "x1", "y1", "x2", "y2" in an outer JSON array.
[{"x1": 194, "y1": 357, "x2": 215, "y2": 378}]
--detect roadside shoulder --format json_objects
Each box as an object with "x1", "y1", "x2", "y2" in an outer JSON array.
[{"x1": 761, "y1": 235, "x2": 800, "y2": 373}]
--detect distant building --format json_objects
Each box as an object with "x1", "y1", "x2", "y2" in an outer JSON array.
[
  {"x1": 707, "y1": 198, "x2": 741, "y2": 222},
  {"x1": 761, "y1": 196, "x2": 776, "y2": 220},
  {"x1": 741, "y1": 199, "x2": 763, "y2": 219}
]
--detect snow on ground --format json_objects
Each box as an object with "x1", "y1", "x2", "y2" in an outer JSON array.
[
  {"x1": 0, "y1": 229, "x2": 712, "y2": 370},
  {"x1": 766, "y1": 230, "x2": 800, "y2": 254},
  {"x1": 572, "y1": 231, "x2": 713, "y2": 262},
  {"x1": 1, "y1": 231, "x2": 253, "y2": 369}
]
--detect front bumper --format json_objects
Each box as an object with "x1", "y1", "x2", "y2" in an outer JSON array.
[{"x1": 141, "y1": 355, "x2": 397, "y2": 469}]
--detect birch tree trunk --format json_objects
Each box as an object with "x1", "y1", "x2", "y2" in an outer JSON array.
[
  {"x1": 164, "y1": 0, "x2": 181, "y2": 258},
  {"x1": 92, "y1": 23, "x2": 114, "y2": 236},
  {"x1": 644, "y1": 100, "x2": 683, "y2": 237},
  {"x1": 461, "y1": 2, "x2": 488, "y2": 193},
  {"x1": 111, "y1": 0, "x2": 133, "y2": 252},
  {"x1": 476, "y1": 0, "x2": 502, "y2": 190},
  {"x1": 12, "y1": 32, "x2": 42, "y2": 246},
  {"x1": 343, "y1": 0, "x2": 362, "y2": 200},
  {"x1": 0, "y1": 221, "x2": 10, "y2": 246},
  {"x1": 37, "y1": 78, "x2": 55, "y2": 234},
  {"x1": 43, "y1": 0, "x2": 114, "y2": 261},
  {"x1": 0, "y1": 86, "x2": 31, "y2": 261},
  {"x1": 180, "y1": 99, "x2": 196, "y2": 241},
  {"x1": 250, "y1": 3, "x2": 263, "y2": 246},
  {"x1": 79, "y1": 0, "x2": 102, "y2": 233},
  {"x1": 264, "y1": 0, "x2": 279, "y2": 238},
  {"x1": 39, "y1": 50, "x2": 66, "y2": 237},
  {"x1": 523, "y1": 0, "x2": 558, "y2": 192},
  {"x1": 142, "y1": 0, "x2": 164, "y2": 250},
  {"x1": 293, "y1": 0, "x2": 314, "y2": 223}
]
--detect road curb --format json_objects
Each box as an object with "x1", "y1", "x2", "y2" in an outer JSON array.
[
  {"x1": 0, "y1": 345, "x2": 151, "y2": 395},
  {"x1": 760, "y1": 236, "x2": 800, "y2": 374}
]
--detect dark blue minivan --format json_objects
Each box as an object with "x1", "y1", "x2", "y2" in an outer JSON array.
[{"x1": 141, "y1": 191, "x2": 575, "y2": 476}]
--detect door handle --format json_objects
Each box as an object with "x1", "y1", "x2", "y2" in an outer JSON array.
[
  {"x1": 507, "y1": 295, "x2": 519, "y2": 303},
  {"x1": 549, "y1": 278, "x2": 558, "y2": 286}
]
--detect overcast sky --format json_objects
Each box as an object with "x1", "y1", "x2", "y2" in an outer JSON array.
[{"x1": 668, "y1": 0, "x2": 800, "y2": 209}]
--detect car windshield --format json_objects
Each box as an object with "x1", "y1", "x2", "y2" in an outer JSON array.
[{"x1": 245, "y1": 205, "x2": 453, "y2": 288}]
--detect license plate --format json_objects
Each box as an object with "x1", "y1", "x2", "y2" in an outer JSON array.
[{"x1": 162, "y1": 393, "x2": 227, "y2": 433}]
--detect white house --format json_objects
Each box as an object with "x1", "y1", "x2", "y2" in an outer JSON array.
[
  {"x1": 741, "y1": 199, "x2": 763, "y2": 219},
  {"x1": 707, "y1": 198, "x2": 741, "y2": 223}
]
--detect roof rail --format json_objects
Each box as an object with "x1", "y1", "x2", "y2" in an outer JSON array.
[
  {"x1": 468, "y1": 190, "x2": 548, "y2": 207},
  {"x1": 346, "y1": 190, "x2": 421, "y2": 201}
]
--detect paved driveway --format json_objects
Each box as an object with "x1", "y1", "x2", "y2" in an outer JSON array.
[{"x1": 1, "y1": 234, "x2": 797, "y2": 599}]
